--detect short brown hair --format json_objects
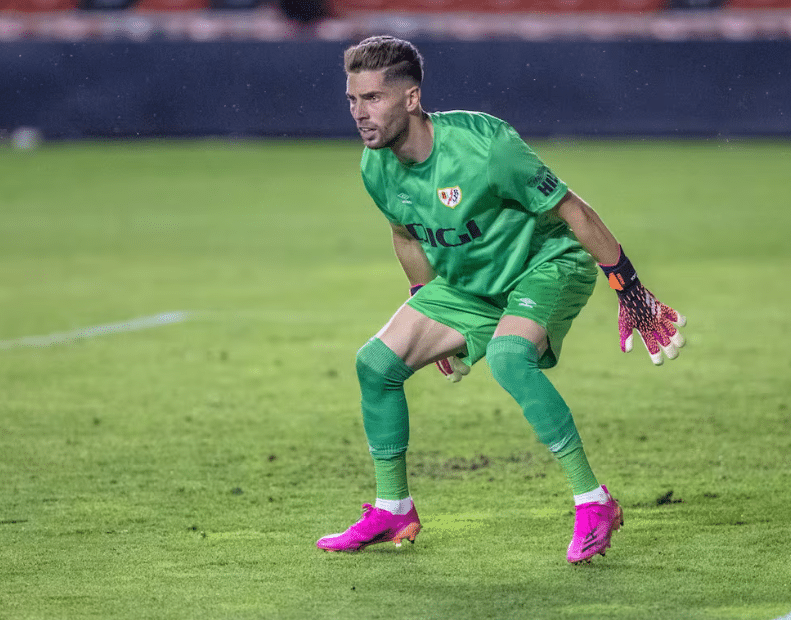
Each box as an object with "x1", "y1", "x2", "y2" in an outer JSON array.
[{"x1": 343, "y1": 36, "x2": 424, "y2": 85}]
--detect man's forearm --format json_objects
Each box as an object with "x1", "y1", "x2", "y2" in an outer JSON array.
[
  {"x1": 392, "y1": 228, "x2": 436, "y2": 285},
  {"x1": 553, "y1": 191, "x2": 620, "y2": 266}
]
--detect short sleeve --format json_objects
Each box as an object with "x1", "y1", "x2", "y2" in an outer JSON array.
[
  {"x1": 487, "y1": 122, "x2": 568, "y2": 214},
  {"x1": 361, "y1": 159, "x2": 401, "y2": 224}
]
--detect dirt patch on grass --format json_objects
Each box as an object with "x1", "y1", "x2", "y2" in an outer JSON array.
[{"x1": 408, "y1": 451, "x2": 535, "y2": 480}]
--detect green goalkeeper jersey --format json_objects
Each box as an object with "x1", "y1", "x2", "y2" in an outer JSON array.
[{"x1": 361, "y1": 110, "x2": 586, "y2": 298}]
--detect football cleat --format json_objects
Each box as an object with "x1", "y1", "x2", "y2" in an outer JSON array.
[
  {"x1": 567, "y1": 485, "x2": 623, "y2": 564},
  {"x1": 316, "y1": 503, "x2": 421, "y2": 552}
]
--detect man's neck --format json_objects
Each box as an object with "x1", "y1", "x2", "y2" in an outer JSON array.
[{"x1": 391, "y1": 112, "x2": 433, "y2": 165}]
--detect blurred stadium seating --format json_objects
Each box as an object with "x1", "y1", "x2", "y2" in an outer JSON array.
[
  {"x1": 0, "y1": 0, "x2": 790, "y2": 13},
  {"x1": 1, "y1": 0, "x2": 790, "y2": 139},
  {"x1": 0, "y1": 0, "x2": 77, "y2": 10},
  {"x1": 329, "y1": 0, "x2": 669, "y2": 14},
  {"x1": 133, "y1": 0, "x2": 209, "y2": 11},
  {"x1": 1, "y1": 0, "x2": 790, "y2": 43}
]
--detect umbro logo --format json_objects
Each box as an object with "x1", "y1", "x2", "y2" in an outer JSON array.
[
  {"x1": 518, "y1": 298, "x2": 537, "y2": 309},
  {"x1": 398, "y1": 193, "x2": 413, "y2": 205}
]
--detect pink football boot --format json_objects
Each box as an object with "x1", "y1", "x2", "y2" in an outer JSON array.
[
  {"x1": 567, "y1": 486, "x2": 624, "y2": 564},
  {"x1": 317, "y1": 503, "x2": 422, "y2": 552}
]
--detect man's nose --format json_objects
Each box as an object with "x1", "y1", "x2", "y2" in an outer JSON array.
[{"x1": 352, "y1": 102, "x2": 368, "y2": 120}]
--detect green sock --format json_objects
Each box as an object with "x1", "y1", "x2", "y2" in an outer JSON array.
[
  {"x1": 356, "y1": 337, "x2": 414, "y2": 501},
  {"x1": 486, "y1": 335, "x2": 599, "y2": 496},
  {"x1": 555, "y1": 445, "x2": 599, "y2": 496},
  {"x1": 373, "y1": 454, "x2": 409, "y2": 500}
]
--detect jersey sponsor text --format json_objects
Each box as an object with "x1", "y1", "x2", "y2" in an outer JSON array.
[
  {"x1": 527, "y1": 166, "x2": 560, "y2": 197},
  {"x1": 405, "y1": 219, "x2": 482, "y2": 247}
]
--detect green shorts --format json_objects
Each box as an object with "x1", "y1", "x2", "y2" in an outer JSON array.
[{"x1": 407, "y1": 250, "x2": 597, "y2": 369}]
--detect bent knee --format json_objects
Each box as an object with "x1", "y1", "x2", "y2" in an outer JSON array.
[{"x1": 356, "y1": 337, "x2": 413, "y2": 388}]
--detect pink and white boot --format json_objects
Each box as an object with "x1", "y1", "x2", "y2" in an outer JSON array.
[
  {"x1": 567, "y1": 485, "x2": 623, "y2": 564},
  {"x1": 317, "y1": 503, "x2": 422, "y2": 552}
]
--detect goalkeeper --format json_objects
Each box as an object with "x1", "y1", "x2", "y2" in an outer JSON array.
[{"x1": 316, "y1": 36, "x2": 686, "y2": 564}]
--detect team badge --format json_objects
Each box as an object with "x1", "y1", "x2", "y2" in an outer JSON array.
[{"x1": 437, "y1": 186, "x2": 462, "y2": 209}]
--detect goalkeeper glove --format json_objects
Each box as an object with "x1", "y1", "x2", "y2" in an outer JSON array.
[
  {"x1": 410, "y1": 284, "x2": 471, "y2": 382},
  {"x1": 599, "y1": 248, "x2": 687, "y2": 366}
]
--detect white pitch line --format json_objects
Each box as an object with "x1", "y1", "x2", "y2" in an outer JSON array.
[{"x1": 0, "y1": 311, "x2": 191, "y2": 350}]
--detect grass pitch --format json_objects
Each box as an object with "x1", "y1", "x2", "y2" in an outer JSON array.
[{"x1": 1, "y1": 138, "x2": 790, "y2": 620}]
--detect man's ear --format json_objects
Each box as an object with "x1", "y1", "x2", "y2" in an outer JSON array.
[{"x1": 405, "y1": 85, "x2": 421, "y2": 113}]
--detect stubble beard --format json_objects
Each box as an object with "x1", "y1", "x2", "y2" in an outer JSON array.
[{"x1": 376, "y1": 119, "x2": 409, "y2": 152}]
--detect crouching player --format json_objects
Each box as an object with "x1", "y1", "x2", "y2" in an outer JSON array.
[{"x1": 316, "y1": 36, "x2": 686, "y2": 564}]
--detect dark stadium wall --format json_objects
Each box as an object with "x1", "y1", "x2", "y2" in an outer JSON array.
[{"x1": 1, "y1": 40, "x2": 789, "y2": 138}]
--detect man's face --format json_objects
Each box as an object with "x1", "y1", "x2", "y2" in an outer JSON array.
[{"x1": 346, "y1": 70, "x2": 414, "y2": 150}]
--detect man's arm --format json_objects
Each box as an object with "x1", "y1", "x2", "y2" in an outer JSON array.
[
  {"x1": 550, "y1": 190, "x2": 620, "y2": 265},
  {"x1": 389, "y1": 223, "x2": 469, "y2": 381},
  {"x1": 551, "y1": 190, "x2": 686, "y2": 366},
  {"x1": 391, "y1": 223, "x2": 436, "y2": 287}
]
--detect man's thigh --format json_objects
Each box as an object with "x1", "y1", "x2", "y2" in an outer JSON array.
[
  {"x1": 405, "y1": 278, "x2": 502, "y2": 367},
  {"x1": 503, "y1": 253, "x2": 597, "y2": 369},
  {"x1": 375, "y1": 302, "x2": 468, "y2": 371}
]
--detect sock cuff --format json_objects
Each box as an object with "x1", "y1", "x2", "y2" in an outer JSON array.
[
  {"x1": 574, "y1": 486, "x2": 608, "y2": 505},
  {"x1": 375, "y1": 497, "x2": 413, "y2": 514},
  {"x1": 357, "y1": 337, "x2": 414, "y2": 382},
  {"x1": 486, "y1": 335, "x2": 539, "y2": 363},
  {"x1": 369, "y1": 444, "x2": 408, "y2": 458}
]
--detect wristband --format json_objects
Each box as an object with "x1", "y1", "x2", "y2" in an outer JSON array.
[
  {"x1": 599, "y1": 247, "x2": 639, "y2": 292},
  {"x1": 409, "y1": 284, "x2": 424, "y2": 296}
]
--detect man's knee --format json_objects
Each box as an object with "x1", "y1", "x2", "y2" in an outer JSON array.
[
  {"x1": 486, "y1": 335, "x2": 581, "y2": 455},
  {"x1": 356, "y1": 337, "x2": 412, "y2": 391},
  {"x1": 356, "y1": 338, "x2": 414, "y2": 458},
  {"x1": 486, "y1": 335, "x2": 541, "y2": 387}
]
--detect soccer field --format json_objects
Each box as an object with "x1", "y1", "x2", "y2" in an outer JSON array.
[{"x1": 1, "y1": 138, "x2": 789, "y2": 620}]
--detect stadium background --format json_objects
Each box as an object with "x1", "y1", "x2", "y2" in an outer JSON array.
[{"x1": 1, "y1": 0, "x2": 790, "y2": 139}]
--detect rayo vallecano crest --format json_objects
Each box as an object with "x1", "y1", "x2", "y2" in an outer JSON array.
[{"x1": 437, "y1": 186, "x2": 462, "y2": 209}]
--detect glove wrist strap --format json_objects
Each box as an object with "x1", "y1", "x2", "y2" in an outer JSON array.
[{"x1": 599, "y1": 247, "x2": 640, "y2": 292}]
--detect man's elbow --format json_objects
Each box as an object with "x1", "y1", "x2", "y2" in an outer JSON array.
[{"x1": 552, "y1": 190, "x2": 590, "y2": 226}]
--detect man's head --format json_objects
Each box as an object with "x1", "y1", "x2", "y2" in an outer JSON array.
[
  {"x1": 344, "y1": 35, "x2": 424, "y2": 86},
  {"x1": 344, "y1": 36, "x2": 426, "y2": 151}
]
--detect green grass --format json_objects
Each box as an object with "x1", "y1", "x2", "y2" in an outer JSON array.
[{"x1": 1, "y1": 138, "x2": 790, "y2": 620}]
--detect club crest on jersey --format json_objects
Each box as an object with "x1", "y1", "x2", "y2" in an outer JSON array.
[{"x1": 437, "y1": 186, "x2": 462, "y2": 209}]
